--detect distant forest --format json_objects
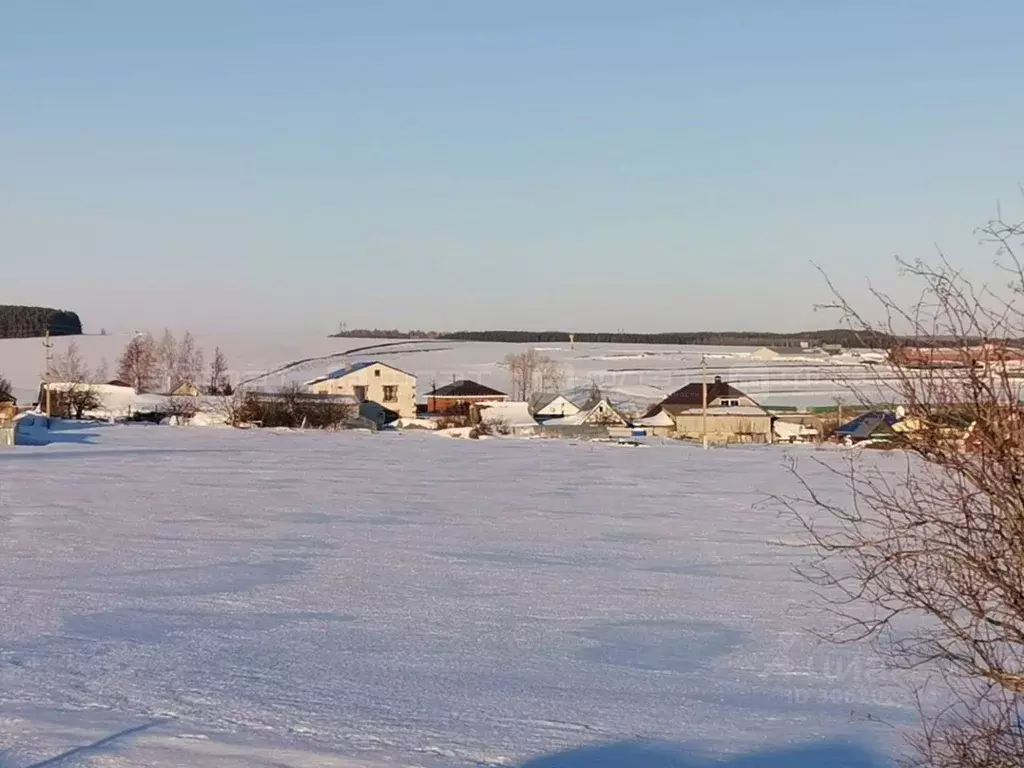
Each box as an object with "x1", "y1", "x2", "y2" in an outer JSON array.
[
  {"x1": 0, "y1": 306, "x2": 83, "y2": 338},
  {"x1": 332, "y1": 328, "x2": 897, "y2": 348}
]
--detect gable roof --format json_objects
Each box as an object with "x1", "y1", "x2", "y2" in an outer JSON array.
[
  {"x1": 544, "y1": 398, "x2": 628, "y2": 427},
  {"x1": 427, "y1": 379, "x2": 507, "y2": 398},
  {"x1": 170, "y1": 380, "x2": 200, "y2": 395},
  {"x1": 529, "y1": 392, "x2": 580, "y2": 415},
  {"x1": 644, "y1": 378, "x2": 753, "y2": 417},
  {"x1": 305, "y1": 360, "x2": 415, "y2": 385}
]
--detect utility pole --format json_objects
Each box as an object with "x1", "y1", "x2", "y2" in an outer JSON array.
[
  {"x1": 42, "y1": 330, "x2": 54, "y2": 419},
  {"x1": 701, "y1": 354, "x2": 708, "y2": 450}
]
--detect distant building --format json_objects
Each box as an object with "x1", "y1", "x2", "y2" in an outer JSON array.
[
  {"x1": 528, "y1": 393, "x2": 581, "y2": 421},
  {"x1": 644, "y1": 376, "x2": 773, "y2": 443},
  {"x1": 305, "y1": 361, "x2": 417, "y2": 419},
  {"x1": 539, "y1": 397, "x2": 629, "y2": 438},
  {"x1": 169, "y1": 380, "x2": 201, "y2": 397},
  {"x1": 426, "y1": 380, "x2": 508, "y2": 414}
]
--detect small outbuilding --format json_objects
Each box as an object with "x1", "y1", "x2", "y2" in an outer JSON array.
[{"x1": 426, "y1": 380, "x2": 508, "y2": 414}]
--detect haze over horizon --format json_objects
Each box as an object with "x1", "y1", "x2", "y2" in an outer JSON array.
[{"x1": 3, "y1": 1, "x2": 1023, "y2": 335}]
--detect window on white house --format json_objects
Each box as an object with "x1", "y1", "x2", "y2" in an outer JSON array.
[
  {"x1": 720, "y1": 399, "x2": 740, "y2": 407},
  {"x1": 383, "y1": 385, "x2": 398, "y2": 402},
  {"x1": 374, "y1": 369, "x2": 381, "y2": 377},
  {"x1": 353, "y1": 386, "x2": 367, "y2": 402}
]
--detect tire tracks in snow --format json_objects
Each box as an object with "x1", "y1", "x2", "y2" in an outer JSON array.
[{"x1": 237, "y1": 340, "x2": 440, "y2": 389}]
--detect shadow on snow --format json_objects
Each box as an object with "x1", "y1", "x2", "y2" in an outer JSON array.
[{"x1": 518, "y1": 740, "x2": 885, "y2": 768}]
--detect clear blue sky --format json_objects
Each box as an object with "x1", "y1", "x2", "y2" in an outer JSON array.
[{"x1": 3, "y1": 1, "x2": 1023, "y2": 334}]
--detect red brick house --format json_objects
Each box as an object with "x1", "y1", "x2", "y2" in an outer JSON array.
[{"x1": 427, "y1": 380, "x2": 508, "y2": 414}]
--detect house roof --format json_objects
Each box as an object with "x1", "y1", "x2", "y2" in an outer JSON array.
[
  {"x1": 543, "y1": 398, "x2": 628, "y2": 427},
  {"x1": 661, "y1": 378, "x2": 749, "y2": 407},
  {"x1": 835, "y1": 411, "x2": 897, "y2": 439},
  {"x1": 306, "y1": 360, "x2": 415, "y2": 385},
  {"x1": 633, "y1": 409, "x2": 675, "y2": 427},
  {"x1": 427, "y1": 379, "x2": 507, "y2": 398}
]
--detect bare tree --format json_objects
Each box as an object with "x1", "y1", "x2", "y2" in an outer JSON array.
[
  {"x1": 504, "y1": 350, "x2": 563, "y2": 400},
  {"x1": 47, "y1": 341, "x2": 100, "y2": 418},
  {"x1": 48, "y1": 340, "x2": 88, "y2": 383},
  {"x1": 93, "y1": 356, "x2": 110, "y2": 384},
  {"x1": 0, "y1": 374, "x2": 11, "y2": 398},
  {"x1": 776, "y1": 209, "x2": 1024, "y2": 767},
  {"x1": 208, "y1": 347, "x2": 231, "y2": 395},
  {"x1": 117, "y1": 332, "x2": 158, "y2": 393},
  {"x1": 538, "y1": 355, "x2": 565, "y2": 394},
  {"x1": 173, "y1": 331, "x2": 204, "y2": 390},
  {"x1": 156, "y1": 328, "x2": 177, "y2": 392}
]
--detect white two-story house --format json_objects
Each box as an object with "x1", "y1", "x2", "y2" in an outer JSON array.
[{"x1": 305, "y1": 361, "x2": 417, "y2": 419}]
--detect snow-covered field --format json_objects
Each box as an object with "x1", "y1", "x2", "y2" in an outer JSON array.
[
  {"x1": 0, "y1": 333, "x2": 891, "y2": 412},
  {"x1": 0, "y1": 424, "x2": 919, "y2": 766}
]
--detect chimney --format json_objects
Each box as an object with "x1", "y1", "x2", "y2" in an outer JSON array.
[{"x1": 714, "y1": 375, "x2": 722, "y2": 384}]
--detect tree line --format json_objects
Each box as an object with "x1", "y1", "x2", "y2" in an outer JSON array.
[
  {"x1": 0, "y1": 305, "x2": 82, "y2": 338},
  {"x1": 441, "y1": 329, "x2": 897, "y2": 347}
]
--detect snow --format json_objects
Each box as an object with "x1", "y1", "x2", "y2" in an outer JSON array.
[{"x1": 0, "y1": 425, "x2": 922, "y2": 766}]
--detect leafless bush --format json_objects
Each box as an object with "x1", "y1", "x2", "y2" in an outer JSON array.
[
  {"x1": 236, "y1": 386, "x2": 354, "y2": 429},
  {"x1": 776, "y1": 209, "x2": 1024, "y2": 766},
  {"x1": 165, "y1": 396, "x2": 199, "y2": 422},
  {"x1": 0, "y1": 375, "x2": 11, "y2": 398}
]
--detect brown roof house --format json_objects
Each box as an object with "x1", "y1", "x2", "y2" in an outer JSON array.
[
  {"x1": 644, "y1": 376, "x2": 773, "y2": 444},
  {"x1": 426, "y1": 380, "x2": 508, "y2": 414}
]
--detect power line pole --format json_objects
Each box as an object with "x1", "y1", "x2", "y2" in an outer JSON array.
[
  {"x1": 42, "y1": 330, "x2": 54, "y2": 419},
  {"x1": 701, "y1": 354, "x2": 708, "y2": 450}
]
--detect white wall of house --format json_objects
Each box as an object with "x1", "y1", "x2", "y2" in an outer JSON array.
[
  {"x1": 708, "y1": 394, "x2": 759, "y2": 408},
  {"x1": 535, "y1": 395, "x2": 580, "y2": 418},
  {"x1": 308, "y1": 364, "x2": 417, "y2": 419}
]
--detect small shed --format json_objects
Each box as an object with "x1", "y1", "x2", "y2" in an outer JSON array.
[{"x1": 426, "y1": 380, "x2": 508, "y2": 414}]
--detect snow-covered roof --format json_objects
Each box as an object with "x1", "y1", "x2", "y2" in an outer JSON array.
[
  {"x1": 542, "y1": 398, "x2": 627, "y2": 427},
  {"x1": 477, "y1": 401, "x2": 539, "y2": 428},
  {"x1": 304, "y1": 361, "x2": 415, "y2": 386},
  {"x1": 633, "y1": 409, "x2": 675, "y2": 427},
  {"x1": 774, "y1": 420, "x2": 818, "y2": 438}
]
